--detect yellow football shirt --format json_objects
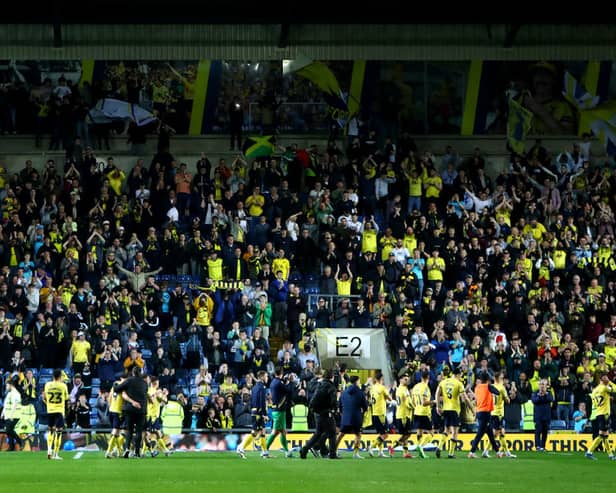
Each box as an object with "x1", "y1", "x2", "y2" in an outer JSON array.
[
  {"x1": 44, "y1": 381, "x2": 69, "y2": 415},
  {"x1": 370, "y1": 382, "x2": 389, "y2": 417},
  {"x1": 395, "y1": 384, "x2": 413, "y2": 421},
  {"x1": 109, "y1": 380, "x2": 124, "y2": 414},
  {"x1": 438, "y1": 377, "x2": 465, "y2": 414},
  {"x1": 591, "y1": 383, "x2": 613, "y2": 417},
  {"x1": 412, "y1": 381, "x2": 432, "y2": 417},
  {"x1": 493, "y1": 382, "x2": 507, "y2": 418},
  {"x1": 147, "y1": 386, "x2": 160, "y2": 420}
]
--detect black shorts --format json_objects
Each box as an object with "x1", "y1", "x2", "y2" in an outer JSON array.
[
  {"x1": 396, "y1": 417, "x2": 412, "y2": 435},
  {"x1": 340, "y1": 424, "x2": 362, "y2": 434},
  {"x1": 372, "y1": 415, "x2": 387, "y2": 434},
  {"x1": 47, "y1": 412, "x2": 65, "y2": 429},
  {"x1": 595, "y1": 414, "x2": 609, "y2": 432},
  {"x1": 491, "y1": 415, "x2": 505, "y2": 430},
  {"x1": 147, "y1": 417, "x2": 162, "y2": 432},
  {"x1": 110, "y1": 412, "x2": 122, "y2": 430},
  {"x1": 413, "y1": 415, "x2": 431, "y2": 431},
  {"x1": 251, "y1": 415, "x2": 265, "y2": 431},
  {"x1": 443, "y1": 410, "x2": 460, "y2": 428}
]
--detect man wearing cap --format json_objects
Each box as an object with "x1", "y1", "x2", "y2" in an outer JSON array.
[{"x1": 70, "y1": 330, "x2": 91, "y2": 375}]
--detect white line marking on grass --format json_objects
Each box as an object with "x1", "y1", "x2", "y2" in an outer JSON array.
[{"x1": 74, "y1": 452, "x2": 83, "y2": 459}]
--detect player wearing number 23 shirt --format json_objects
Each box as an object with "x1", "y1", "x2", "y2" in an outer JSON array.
[{"x1": 43, "y1": 369, "x2": 69, "y2": 460}]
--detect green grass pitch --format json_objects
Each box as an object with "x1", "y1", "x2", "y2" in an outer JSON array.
[{"x1": 0, "y1": 450, "x2": 613, "y2": 493}]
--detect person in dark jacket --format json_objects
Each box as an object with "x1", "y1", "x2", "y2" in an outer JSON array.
[
  {"x1": 236, "y1": 370, "x2": 269, "y2": 458},
  {"x1": 336, "y1": 375, "x2": 368, "y2": 459},
  {"x1": 264, "y1": 366, "x2": 296, "y2": 457},
  {"x1": 300, "y1": 369, "x2": 338, "y2": 459},
  {"x1": 531, "y1": 378, "x2": 554, "y2": 451},
  {"x1": 114, "y1": 366, "x2": 148, "y2": 458}
]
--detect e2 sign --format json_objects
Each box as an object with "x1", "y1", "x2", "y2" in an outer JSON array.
[{"x1": 331, "y1": 335, "x2": 371, "y2": 358}]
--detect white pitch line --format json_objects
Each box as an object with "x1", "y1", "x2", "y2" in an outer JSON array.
[{"x1": 74, "y1": 452, "x2": 83, "y2": 459}]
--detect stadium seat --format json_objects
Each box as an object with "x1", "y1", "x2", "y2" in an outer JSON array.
[
  {"x1": 39, "y1": 376, "x2": 52, "y2": 385},
  {"x1": 289, "y1": 271, "x2": 303, "y2": 283},
  {"x1": 141, "y1": 349, "x2": 152, "y2": 359},
  {"x1": 91, "y1": 378, "x2": 101, "y2": 387},
  {"x1": 551, "y1": 420, "x2": 567, "y2": 430},
  {"x1": 39, "y1": 368, "x2": 54, "y2": 377}
]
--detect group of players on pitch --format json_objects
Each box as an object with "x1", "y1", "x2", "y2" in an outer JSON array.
[
  {"x1": 237, "y1": 366, "x2": 614, "y2": 461},
  {"x1": 237, "y1": 367, "x2": 516, "y2": 460},
  {"x1": 41, "y1": 369, "x2": 172, "y2": 459}
]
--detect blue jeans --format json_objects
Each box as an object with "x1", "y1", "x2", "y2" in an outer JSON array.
[
  {"x1": 556, "y1": 403, "x2": 572, "y2": 428},
  {"x1": 407, "y1": 196, "x2": 421, "y2": 214}
]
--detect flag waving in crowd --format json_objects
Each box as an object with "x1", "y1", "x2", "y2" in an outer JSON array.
[
  {"x1": 562, "y1": 70, "x2": 616, "y2": 155},
  {"x1": 507, "y1": 97, "x2": 533, "y2": 155},
  {"x1": 242, "y1": 135, "x2": 276, "y2": 159}
]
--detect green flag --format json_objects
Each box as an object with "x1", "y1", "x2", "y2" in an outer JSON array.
[{"x1": 242, "y1": 135, "x2": 276, "y2": 159}]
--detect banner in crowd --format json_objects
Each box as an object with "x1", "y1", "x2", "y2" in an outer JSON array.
[
  {"x1": 1, "y1": 431, "x2": 608, "y2": 454},
  {"x1": 315, "y1": 328, "x2": 394, "y2": 384}
]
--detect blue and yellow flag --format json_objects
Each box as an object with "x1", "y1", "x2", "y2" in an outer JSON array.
[
  {"x1": 242, "y1": 135, "x2": 276, "y2": 160},
  {"x1": 563, "y1": 71, "x2": 616, "y2": 155},
  {"x1": 507, "y1": 97, "x2": 533, "y2": 155}
]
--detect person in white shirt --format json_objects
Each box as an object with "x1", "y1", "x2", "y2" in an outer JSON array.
[
  {"x1": 53, "y1": 77, "x2": 72, "y2": 99},
  {"x1": 166, "y1": 204, "x2": 179, "y2": 224},
  {"x1": 309, "y1": 182, "x2": 325, "y2": 201},
  {"x1": 463, "y1": 186, "x2": 493, "y2": 212},
  {"x1": 286, "y1": 213, "x2": 301, "y2": 242},
  {"x1": 297, "y1": 345, "x2": 319, "y2": 369},
  {"x1": 390, "y1": 239, "x2": 411, "y2": 265}
]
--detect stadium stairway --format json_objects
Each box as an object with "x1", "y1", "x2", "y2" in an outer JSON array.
[{"x1": 269, "y1": 336, "x2": 286, "y2": 362}]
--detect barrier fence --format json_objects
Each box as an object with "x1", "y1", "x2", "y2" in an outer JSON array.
[{"x1": 0, "y1": 431, "x2": 608, "y2": 454}]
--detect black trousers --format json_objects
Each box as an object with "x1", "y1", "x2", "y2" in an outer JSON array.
[
  {"x1": 535, "y1": 419, "x2": 550, "y2": 449},
  {"x1": 230, "y1": 127, "x2": 242, "y2": 150},
  {"x1": 124, "y1": 410, "x2": 145, "y2": 455},
  {"x1": 5, "y1": 419, "x2": 22, "y2": 450},
  {"x1": 470, "y1": 411, "x2": 499, "y2": 453},
  {"x1": 302, "y1": 412, "x2": 336, "y2": 458}
]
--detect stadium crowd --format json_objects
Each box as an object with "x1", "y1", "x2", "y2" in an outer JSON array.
[{"x1": 1, "y1": 72, "x2": 616, "y2": 444}]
